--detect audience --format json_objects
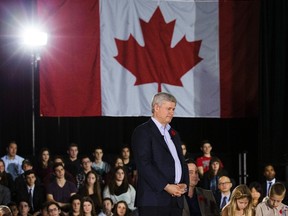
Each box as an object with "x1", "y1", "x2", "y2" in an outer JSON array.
[
  {"x1": 16, "y1": 170, "x2": 45, "y2": 214},
  {"x1": 221, "y1": 184, "x2": 253, "y2": 216},
  {"x1": 98, "y1": 198, "x2": 113, "y2": 216},
  {"x1": 196, "y1": 139, "x2": 222, "y2": 177},
  {"x1": 77, "y1": 171, "x2": 102, "y2": 214},
  {"x1": 248, "y1": 181, "x2": 264, "y2": 211},
  {"x1": 76, "y1": 156, "x2": 94, "y2": 189},
  {"x1": 7, "y1": 202, "x2": 18, "y2": 216},
  {"x1": 181, "y1": 142, "x2": 194, "y2": 162},
  {"x1": 18, "y1": 199, "x2": 32, "y2": 216},
  {"x1": 68, "y1": 194, "x2": 82, "y2": 216},
  {"x1": 113, "y1": 201, "x2": 130, "y2": 216},
  {"x1": 3, "y1": 138, "x2": 288, "y2": 216},
  {"x1": 0, "y1": 159, "x2": 14, "y2": 197},
  {"x1": 65, "y1": 143, "x2": 82, "y2": 179},
  {"x1": 214, "y1": 176, "x2": 233, "y2": 212},
  {"x1": 81, "y1": 196, "x2": 97, "y2": 216},
  {"x1": 91, "y1": 147, "x2": 111, "y2": 188},
  {"x1": 1, "y1": 141, "x2": 24, "y2": 180},
  {"x1": 0, "y1": 184, "x2": 10, "y2": 205},
  {"x1": 261, "y1": 164, "x2": 277, "y2": 197},
  {"x1": 103, "y1": 166, "x2": 136, "y2": 212},
  {"x1": 183, "y1": 159, "x2": 219, "y2": 216},
  {"x1": 34, "y1": 148, "x2": 53, "y2": 183},
  {"x1": 46, "y1": 163, "x2": 77, "y2": 212},
  {"x1": 256, "y1": 182, "x2": 288, "y2": 215},
  {"x1": 120, "y1": 146, "x2": 137, "y2": 187},
  {"x1": 46, "y1": 202, "x2": 62, "y2": 216},
  {"x1": 202, "y1": 157, "x2": 228, "y2": 193}
]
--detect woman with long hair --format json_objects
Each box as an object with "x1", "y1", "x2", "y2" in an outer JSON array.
[
  {"x1": 113, "y1": 201, "x2": 131, "y2": 216},
  {"x1": 221, "y1": 184, "x2": 253, "y2": 216},
  {"x1": 81, "y1": 197, "x2": 96, "y2": 216},
  {"x1": 77, "y1": 171, "x2": 102, "y2": 214},
  {"x1": 103, "y1": 166, "x2": 136, "y2": 212},
  {"x1": 202, "y1": 157, "x2": 228, "y2": 193},
  {"x1": 34, "y1": 148, "x2": 53, "y2": 182}
]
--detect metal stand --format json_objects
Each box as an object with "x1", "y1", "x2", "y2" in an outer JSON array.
[{"x1": 238, "y1": 152, "x2": 248, "y2": 184}]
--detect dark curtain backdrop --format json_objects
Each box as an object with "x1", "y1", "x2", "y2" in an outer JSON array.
[
  {"x1": 259, "y1": 1, "x2": 288, "y2": 174},
  {"x1": 1, "y1": 0, "x2": 287, "y2": 183}
]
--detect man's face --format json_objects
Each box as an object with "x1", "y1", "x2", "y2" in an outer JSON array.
[
  {"x1": 201, "y1": 143, "x2": 212, "y2": 154},
  {"x1": 103, "y1": 200, "x2": 113, "y2": 212},
  {"x1": 121, "y1": 148, "x2": 130, "y2": 159},
  {"x1": 68, "y1": 146, "x2": 78, "y2": 159},
  {"x1": 22, "y1": 163, "x2": 33, "y2": 172},
  {"x1": 26, "y1": 173, "x2": 36, "y2": 186},
  {"x1": 218, "y1": 176, "x2": 232, "y2": 193},
  {"x1": 7, "y1": 143, "x2": 17, "y2": 157},
  {"x1": 188, "y1": 163, "x2": 199, "y2": 187},
  {"x1": 82, "y1": 158, "x2": 92, "y2": 171},
  {"x1": 47, "y1": 204, "x2": 61, "y2": 216},
  {"x1": 72, "y1": 199, "x2": 81, "y2": 213},
  {"x1": 54, "y1": 165, "x2": 65, "y2": 179},
  {"x1": 153, "y1": 101, "x2": 176, "y2": 125},
  {"x1": 264, "y1": 165, "x2": 276, "y2": 181},
  {"x1": 94, "y1": 149, "x2": 103, "y2": 160}
]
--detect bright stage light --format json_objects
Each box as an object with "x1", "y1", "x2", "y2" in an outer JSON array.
[{"x1": 21, "y1": 27, "x2": 47, "y2": 47}]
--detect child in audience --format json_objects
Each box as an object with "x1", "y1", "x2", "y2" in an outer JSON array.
[
  {"x1": 255, "y1": 182, "x2": 288, "y2": 215},
  {"x1": 221, "y1": 184, "x2": 253, "y2": 216}
]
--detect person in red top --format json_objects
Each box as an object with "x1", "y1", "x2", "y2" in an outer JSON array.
[{"x1": 196, "y1": 140, "x2": 223, "y2": 177}]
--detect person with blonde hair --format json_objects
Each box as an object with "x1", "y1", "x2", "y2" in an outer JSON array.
[
  {"x1": 255, "y1": 182, "x2": 288, "y2": 215},
  {"x1": 221, "y1": 184, "x2": 253, "y2": 216}
]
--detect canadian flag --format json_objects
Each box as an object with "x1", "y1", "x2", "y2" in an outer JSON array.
[{"x1": 38, "y1": 0, "x2": 259, "y2": 117}]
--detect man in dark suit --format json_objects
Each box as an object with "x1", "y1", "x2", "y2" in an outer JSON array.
[
  {"x1": 0, "y1": 184, "x2": 10, "y2": 205},
  {"x1": 16, "y1": 170, "x2": 45, "y2": 214},
  {"x1": 131, "y1": 92, "x2": 189, "y2": 216}
]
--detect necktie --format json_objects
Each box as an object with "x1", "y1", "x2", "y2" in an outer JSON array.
[
  {"x1": 267, "y1": 182, "x2": 272, "y2": 196},
  {"x1": 29, "y1": 188, "x2": 34, "y2": 211},
  {"x1": 220, "y1": 196, "x2": 227, "y2": 209}
]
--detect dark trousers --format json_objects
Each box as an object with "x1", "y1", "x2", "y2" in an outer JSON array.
[{"x1": 138, "y1": 197, "x2": 182, "y2": 216}]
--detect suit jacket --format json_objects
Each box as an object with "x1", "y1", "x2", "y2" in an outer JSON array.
[
  {"x1": 16, "y1": 184, "x2": 45, "y2": 213},
  {"x1": 0, "y1": 184, "x2": 11, "y2": 205},
  {"x1": 182, "y1": 187, "x2": 220, "y2": 216},
  {"x1": 131, "y1": 119, "x2": 189, "y2": 207},
  {"x1": 214, "y1": 190, "x2": 231, "y2": 211}
]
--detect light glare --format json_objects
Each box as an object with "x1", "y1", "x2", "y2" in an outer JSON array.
[{"x1": 22, "y1": 27, "x2": 48, "y2": 47}]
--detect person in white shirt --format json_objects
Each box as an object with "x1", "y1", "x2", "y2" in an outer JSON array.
[{"x1": 1, "y1": 141, "x2": 24, "y2": 180}]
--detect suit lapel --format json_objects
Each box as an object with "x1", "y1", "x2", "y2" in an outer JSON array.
[{"x1": 147, "y1": 119, "x2": 170, "y2": 152}]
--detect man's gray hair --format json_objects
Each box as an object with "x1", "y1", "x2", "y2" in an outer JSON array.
[{"x1": 151, "y1": 92, "x2": 177, "y2": 113}]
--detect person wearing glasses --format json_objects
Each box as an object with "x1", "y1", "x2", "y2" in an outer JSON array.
[
  {"x1": 214, "y1": 176, "x2": 233, "y2": 212},
  {"x1": 46, "y1": 202, "x2": 61, "y2": 216}
]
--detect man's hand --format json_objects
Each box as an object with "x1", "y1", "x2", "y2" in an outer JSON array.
[{"x1": 164, "y1": 183, "x2": 187, "y2": 197}]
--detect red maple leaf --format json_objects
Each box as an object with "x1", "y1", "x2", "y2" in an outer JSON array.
[{"x1": 114, "y1": 7, "x2": 203, "y2": 92}]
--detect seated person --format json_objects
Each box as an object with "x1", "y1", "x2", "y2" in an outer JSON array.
[
  {"x1": 183, "y1": 159, "x2": 220, "y2": 216},
  {"x1": 256, "y1": 182, "x2": 288, "y2": 216}
]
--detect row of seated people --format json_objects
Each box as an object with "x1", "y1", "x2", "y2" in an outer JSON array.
[
  {"x1": 1, "y1": 196, "x2": 132, "y2": 216},
  {"x1": 1, "y1": 140, "x2": 287, "y2": 215},
  {"x1": 1, "y1": 158, "x2": 287, "y2": 216}
]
